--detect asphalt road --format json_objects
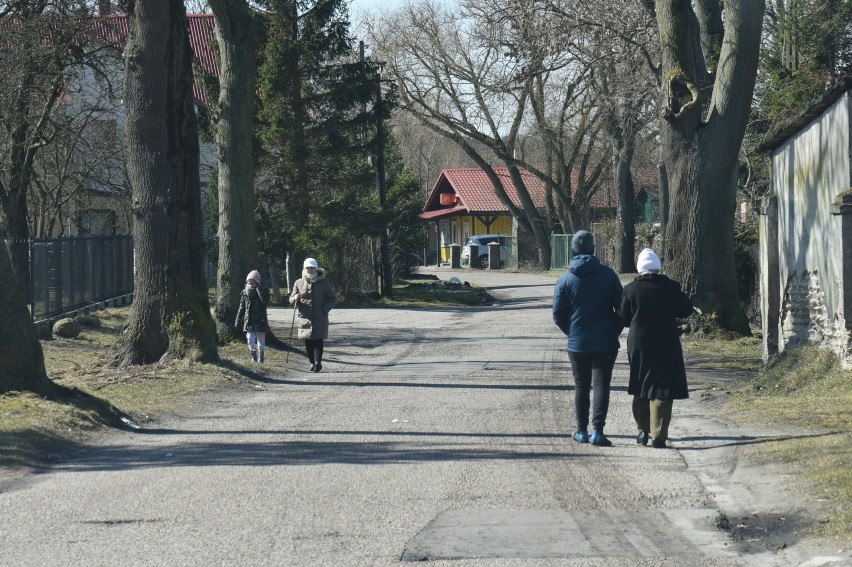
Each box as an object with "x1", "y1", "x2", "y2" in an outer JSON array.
[{"x1": 1, "y1": 268, "x2": 848, "y2": 566}]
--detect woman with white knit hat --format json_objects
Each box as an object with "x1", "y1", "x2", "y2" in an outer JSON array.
[
  {"x1": 289, "y1": 257, "x2": 336, "y2": 372},
  {"x1": 618, "y1": 248, "x2": 693, "y2": 448}
]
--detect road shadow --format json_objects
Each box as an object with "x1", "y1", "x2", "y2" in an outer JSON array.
[{"x1": 47, "y1": 433, "x2": 600, "y2": 472}]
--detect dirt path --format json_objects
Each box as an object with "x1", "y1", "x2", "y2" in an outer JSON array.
[{"x1": 0, "y1": 267, "x2": 849, "y2": 566}]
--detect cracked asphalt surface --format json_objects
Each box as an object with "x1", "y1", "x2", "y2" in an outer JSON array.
[{"x1": 1, "y1": 268, "x2": 850, "y2": 566}]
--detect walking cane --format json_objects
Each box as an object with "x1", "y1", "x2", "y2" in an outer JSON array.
[{"x1": 285, "y1": 302, "x2": 297, "y2": 367}]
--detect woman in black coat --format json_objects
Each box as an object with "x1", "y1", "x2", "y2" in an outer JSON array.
[{"x1": 618, "y1": 248, "x2": 694, "y2": 448}]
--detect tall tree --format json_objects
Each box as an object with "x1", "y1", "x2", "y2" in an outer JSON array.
[
  {"x1": 0, "y1": 238, "x2": 52, "y2": 395},
  {"x1": 370, "y1": 0, "x2": 622, "y2": 269},
  {"x1": 112, "y1": 0, "x2": 218, "y2": 365},
  {"x1": 207, "y1": 0, "x2": 261, "y2": 342},
  {"x1": 256, "y1": 0, "x2": 383, "y2": 291},
  {"x1": 651, "y1": 0, "x2": 764, "y2": 334},
  {"x1": 0, "y1": 1, "x2": 109, "y2": 298},
  {"x1": 572, "y1": 1, "x2": 658, "y2": 273}
]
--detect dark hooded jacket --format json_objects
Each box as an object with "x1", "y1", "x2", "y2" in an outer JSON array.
[
  {"x1": 235, "y1": 284, "x2": 269, "y2": 333},
  {"x1": 552, "y1": 254, "x2": 623, "y2": 353},
  {"x1": 289, "y1": 267, "x2": 337, "y2": 340},
  {"x1": 618, "y1": 273, "x2": 693, "y2": 399}
]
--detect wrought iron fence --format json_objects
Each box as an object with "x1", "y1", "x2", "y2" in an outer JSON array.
[{"x1": 29, "y1": 235, "x2": 133, "y2": 322}]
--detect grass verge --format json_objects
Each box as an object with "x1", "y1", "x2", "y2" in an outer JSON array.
[
  {"x1": 683, "y1": 331, "x2": 851, "y2": 542},
  {"x1": 723, "y1": 345, "x2": 852, "y2": 540},
  {"x1": 344, "y1": 274, "x2": 492, "y2": 308},
  {"x1": 1, "y1": 307, "x2": 268, "y2": 474}
]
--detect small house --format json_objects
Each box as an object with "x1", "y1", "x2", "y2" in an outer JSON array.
[{"x1": 419, "y1": 167, "x2": 547, "y2": 264}]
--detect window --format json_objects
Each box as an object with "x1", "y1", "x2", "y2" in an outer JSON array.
[{"x1": 78, "y1": 209, "x2": 116, "y2": 236}]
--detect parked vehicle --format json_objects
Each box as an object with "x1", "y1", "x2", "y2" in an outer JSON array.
[{"x1": 461, "y1": 234, "x2": 509, "y2": 268}]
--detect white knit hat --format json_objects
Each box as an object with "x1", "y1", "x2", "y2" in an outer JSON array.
[
  {"x1": 636, "y1": 248, "x2": 661, "y2": 274},
  {"x1": 303, "y1": 257, "x2": 318, "y2": 269}
]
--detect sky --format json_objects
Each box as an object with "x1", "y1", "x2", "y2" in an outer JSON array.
[{"x1": 348, "y1": 0, "x2": 408, "y2": 27}]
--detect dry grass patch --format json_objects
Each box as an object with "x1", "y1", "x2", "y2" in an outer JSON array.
[
  {"x1": 729, "y1": 346, "x2": 852, "y2": 540},
  {"x1": 682, "y1": 332, "x2": 763, "y2": 371},
  {"x1": 1, "y1": 306, "x2": 268, "y2": 473},
  {"x1": 344, "y1": 275, "x2": 492, "y2": 308}
]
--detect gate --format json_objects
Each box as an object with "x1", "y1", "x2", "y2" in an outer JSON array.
[{"x1": 551, "y1": 233, "x2": 573, "y2": 270}]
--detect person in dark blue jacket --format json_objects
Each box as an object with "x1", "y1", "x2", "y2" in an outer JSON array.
[{"x1": 552, "y1": 230, "x2": 624, "y2": 446}]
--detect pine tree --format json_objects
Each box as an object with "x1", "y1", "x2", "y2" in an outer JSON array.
[{"x1": 255, "y1": 0, "x2": 389, "y2": 293}]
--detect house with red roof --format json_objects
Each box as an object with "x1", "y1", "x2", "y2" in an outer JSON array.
[
  {"x1": 71, "y1": 13, "x2": 219, "y2": 236},
  {"x1": 419, "y1": 166, "x2": 659, "y2": 265},
  {"x1": 419, "y1": 167, "x2": 547, "y2": 264},
  {"x1": 2, "y1": 11, "x2": 219, "y2": 237}
]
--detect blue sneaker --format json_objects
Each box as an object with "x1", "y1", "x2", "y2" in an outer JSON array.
[
  {"x1": 590, "y1": 431, "x2": 613, "y2": 446},
  {"x1": 572, "y1": 430, "x2": 589, "y2": 443}
]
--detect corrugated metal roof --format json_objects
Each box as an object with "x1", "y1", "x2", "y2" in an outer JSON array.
[
  {"x1": 445, "y1": 167, "x2": 548, "y2": 212},
  {"x1": 419, "y1": 165, "x2": 662, "y2": 221}
]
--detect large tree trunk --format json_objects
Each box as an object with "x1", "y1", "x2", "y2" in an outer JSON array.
[
  {"x1": 209, "y1": 0, "x2": 259, "y2": 343},
  {"x1": 615, "y1": 151, "x2": 636, "y2": 274},
  {"x1": 655, "y1": 0, "x2": 764, "y2": 335},
  {"x1": 605, "y1": 94, "x2": 639, "y2": 274},
  {"x1": 113, "y1": 0, "x2": 218, "y2": 365},
  {"x1": 4, "y1": 192, "x2": 31, "y2": 302},
  {"x1": 0, "y1": 237, "x2": 52, "y2": 395}
]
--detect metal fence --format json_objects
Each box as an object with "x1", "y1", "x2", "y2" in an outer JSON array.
[{"x1": 29, "y1": 235, "x2": 134, "y2": 322}]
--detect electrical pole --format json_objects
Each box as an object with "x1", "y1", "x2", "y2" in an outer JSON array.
[
  {"x1": 375, "y1": 70, "x2": 392, "y2": 298},
  {"x1": 361, "y1": 41, "x2": 392, "y2": 298}
]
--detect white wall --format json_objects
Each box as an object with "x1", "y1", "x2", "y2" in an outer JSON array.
[{"x1": 770, "y1": 91, "x2": 852, "y2": 361}]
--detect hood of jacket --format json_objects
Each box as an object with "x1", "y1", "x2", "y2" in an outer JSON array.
[
  {"x1": 568, "y1": 254, "x2": 602, "y2": 278},
  {"x1": 302, "y1": 266, "x2": 328, "y2": 281}
]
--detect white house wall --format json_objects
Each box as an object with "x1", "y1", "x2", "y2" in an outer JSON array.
[
  {"x1": 64, "y1": 59, "x2": 218, "y2": 236},
  {"x1": 772, "y1": 92, "x2": 851, "y2": 362}
]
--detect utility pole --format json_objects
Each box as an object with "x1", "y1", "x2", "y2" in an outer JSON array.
[
  {"x1": 361, "y1": 41, "x2": 392, "y2": 297},
  {"x1": 375, "y1": 69, "x2": 392, "y2": 298}
]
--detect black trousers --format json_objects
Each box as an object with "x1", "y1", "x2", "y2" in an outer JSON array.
[
  {"x1": 304, "y1": 339, "x2": 324, "y2": 364},
  {"x1": 567, "y1": 350, "x2": 618, "y2": 432}
]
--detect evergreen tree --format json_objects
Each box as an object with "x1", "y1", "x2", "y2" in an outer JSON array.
[{"x1": 255, "y1": 0, "x2": 391, "y2": 294}]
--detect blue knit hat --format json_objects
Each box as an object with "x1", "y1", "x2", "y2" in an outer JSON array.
[{"x1": 571, "y1": 230, "x2": 595, "y2": 255}]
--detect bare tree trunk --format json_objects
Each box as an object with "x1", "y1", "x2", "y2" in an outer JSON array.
[
  {"x1": 655, "y1": 0, "x2": 763, "y2": 335},
  {"x1": 209, "y1": 0, "x2": 259, "y2": 343},
  {"x1": 0, "y1": 237, "x2": 52, "y2": 395},
  {"x1": 113, "y1": 0, "x2": 218, "y2": 365},
  {"x1": 4, "y1": 200, "x2": 30, "y2": 301},
  {"x1": 657, "y1": 160, "x2": 669, "y2": 252},
  {"x1": 615, "y1": 152, "x2": 637, "y2": 274}
]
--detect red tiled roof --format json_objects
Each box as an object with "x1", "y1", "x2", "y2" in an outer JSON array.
[
  {"x1": 89, "y1": 14, "x2": 218, "y2": 106},
  {"x1": 2, "y1": 14, "x2": 218, "y2": 107},
  {"x1": 420, "y1": 166, "x2": 661, "y2": 221},
  {"x1": 420, "y1": 167, "x2": 547, "y2": 220}
]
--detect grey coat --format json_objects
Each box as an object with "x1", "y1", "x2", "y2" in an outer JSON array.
[{"x1": 289, "y1": 267, "x2": 336, "y2": 340}]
